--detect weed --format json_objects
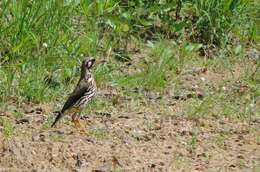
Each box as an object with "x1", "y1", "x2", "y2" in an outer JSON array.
[
  {"x1": 83, "y1": 99, "x2": 113, "y2": 115},
  {"x1": 117, "y1": 41, "x2": 177, "y2": 92},
  {"x1": 186, "y1": 96, "x2": 215, "y2": 118},
  {"x1": 90, "y1": 128, "x2": 109, "y2": 139},
  {"x1": 214, "y1": 134, "x2": 227, "y2": 148},
  {"x1": 94, "y1": 62, "x2": 117, "y2": 87},
  {"x1": 1, "y1": 119, "x2": 15, "y2": 138},
  {"x1": 253, "y1": 162, "x2": 260, "y2": 172},
  {"x1": 112, "y1": 168, "x2": 124, "y2": 172},
  {"x1": 189, "y1": 0, "x2": 258, "y2": 45},
  {"x1": 42, "y1": 116, "x2": 53, "y2": 130},
  {"x1": 14, "y1": 111, "x2": 23, "y2": 120},
  {"x1": 50, "y1": 134, "x2": 65, "y2": 142},
  {"x1": 188, "y1": 134, "x2": 198, "y2": 153},
  {"x1": 257, "y1": 135, "x2": 260, "y2": 144}
]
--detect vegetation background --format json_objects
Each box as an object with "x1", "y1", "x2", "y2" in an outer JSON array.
[{"x1": 0, "y1": 0, "x2": 259, "y2": 171}]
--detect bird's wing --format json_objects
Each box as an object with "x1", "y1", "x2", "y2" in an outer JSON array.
[{"x1": 61, "y1": 85, "x2": 90, "y2": 113}]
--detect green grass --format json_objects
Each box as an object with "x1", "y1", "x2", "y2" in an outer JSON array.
[
  {"x1": 14, "y1": 111, "x2": 23, "y2": 120},
  {"x1": 189, "y1": 134, "x2": 198, "y2": 153},
  {"x1": 50, "y1": 134, "x2": 65, "y2": 142},
  {"x1": 42, "y1": 116, "x2": 53, "y2": 130},
  {"x1": 183, "y1": 72, "x2": 259, "y2": 121},
  {"x1": 112, "y1": 168, "x2": 125, "y2": 172},
  {"x1": 90, "y1": 128, "x2": 109, "y2": 139},
  {"x1": 1, "y1": 118, "x2": 15, "y2": 138},
  {"x1": 116, "y1": 41, "x2": 178, "y2": 92},
  {"x1": 213, "y1": 134, "x2": 227, "y2": 148},
  {"x1": 0, "y1": 0, "x2": 259, "y2": 121},
  {"x1": 83, "y1": 99, "x2": 113, "y2": 115}
]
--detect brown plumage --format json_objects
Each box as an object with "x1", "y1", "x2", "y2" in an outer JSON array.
[{"x1": 51, "y1": 58, "x2": 97, "y2": 132}]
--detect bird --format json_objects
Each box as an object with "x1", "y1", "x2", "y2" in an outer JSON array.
[{"x1": 51, "y1": 58, "x2": 97, "y2": 133}]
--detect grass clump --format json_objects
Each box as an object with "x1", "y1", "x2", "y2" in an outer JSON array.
[
  {"x1": 116, "y1": 41, "x2": 177, "y2": 92},
  {"x1": 90, "y1": 128, "x2": 109, "y2": 139},
  {"x1": 83, "y1": 99, "x2": 113, "y2": 115},
  {"x1": 1, "y1": 118, "x2": 15, "y2": 138}
]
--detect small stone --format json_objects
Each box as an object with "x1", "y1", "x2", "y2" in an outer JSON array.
[
  {"x1": 237, "y1": 155, "x2": 244, "y2": 159},
  {"x1": 187, "y1": 93, "x2": 194, "y2": 99},
  {"x1": 197, "y1": 92, "x2": 204, "y2": 99},
  {"x1": 167, "y1": 146, "x2": 172, "y2": 149},
  {"x1": 229, "y1": 164, "x2": 236, "y2": 168},
  {"x1": 150, "y1": 163, "x2": 156, "y2": 168},
  {"x1": 39, "y1": 134, "x2": 46, "y2": 142},
  {"x1": 159, "y1": 162, "x2": 165, "y2": 166},
  {"x1": 25, "y1": 109, "x2": 34, "y2": 114}
]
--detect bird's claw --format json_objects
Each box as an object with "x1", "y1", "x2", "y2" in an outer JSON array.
[{"x1": 73, "y1": 119, "x2": 88, "y2": 135}]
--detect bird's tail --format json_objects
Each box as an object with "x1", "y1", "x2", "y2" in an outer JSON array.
[{"x1": 51, "y1": 111, "x2": 63, "y2": 127}]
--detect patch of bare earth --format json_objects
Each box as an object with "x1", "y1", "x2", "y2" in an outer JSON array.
[{"x1": 0, "y1": 99, "x2": 259, "y2": 172}]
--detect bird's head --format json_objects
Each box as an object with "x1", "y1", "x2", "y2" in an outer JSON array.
[
  {"x1": 81, "y1": 58, "x2": 95, "y2": 77},
  {"x1": 82, "y1": 58, "x2": 95, "y2": 70}
]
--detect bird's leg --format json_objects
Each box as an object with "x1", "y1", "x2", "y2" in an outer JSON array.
[{"x1": 72, "y1": 113, "x2": 87, "y2": 135}]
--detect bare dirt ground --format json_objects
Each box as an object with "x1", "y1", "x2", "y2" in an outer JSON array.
[
  {"x1": 0, "y1": 60, "x2": 259, "y2": 172},
  {"x1": 0, "y1": 102, "x2": 259, "y2": 172}
]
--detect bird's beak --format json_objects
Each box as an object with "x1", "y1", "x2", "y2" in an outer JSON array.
[{"x1": 95, "y1": 59, "x2": 107, "y2": 65}]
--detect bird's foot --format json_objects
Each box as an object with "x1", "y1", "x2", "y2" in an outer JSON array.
[{"x1": 73, "y1": 119, "x2": 88, "y2": 135}]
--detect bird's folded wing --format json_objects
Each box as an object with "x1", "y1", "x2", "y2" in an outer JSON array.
[{"x1": 61, "y1": 87, "x2": 89, "y2": 113}]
